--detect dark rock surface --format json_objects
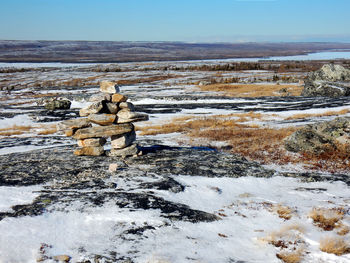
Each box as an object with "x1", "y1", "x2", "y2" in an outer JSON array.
[{"x1": 1, "y1": 142, "x2": 350, "y2": 224}]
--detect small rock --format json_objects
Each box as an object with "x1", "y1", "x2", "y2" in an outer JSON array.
[
  {"x1": 111, "y1": 131, "x2": 136, "y2": 149},
  {"x1": 88, "y1": 113, "x2": 117, "y2": 126},
  {"x1": 112, "y1": 93, "x2": 128, "y2": 103},
  {"x1": 53, "y1": 255, "x2": 71, "y2": 262},
  {"x1": 79, "y1": 101, "x2": 104, "y2": 117},
  {"x1": 89, "y1": 93, "x2": 112, "y2": 102},
  {"x1": 44, "y1": 98, "x2": 71, "y2": 111},
  {"x1": 117, "y1": 109, "x2": 149, "y2": 123},
  {"x1": 108, "y1": 144, "x2": 139, "y2": 157},
  {"x1": 73, "y1": 123, "x2": 134, "y2": 139},
  {"x1": 105, "y1": 102, "x2": 119, "y2": 114},
  {"x1": 74, "y1": 146, "x2": 105, "y2": 156},
  {"x1": 100, "y1": 81, "x2": 120, "y2": 94},
  {"x1": 109, "y1": 163, "x2": 119, "y2": 172},
  {"x1": 64, "y1": 129, "x2": 75, "y2": 137},
  {"x1": 119, "y1": 102, "x2": 135, "y2": 111},
  {"x1": 77, "y1": 137, "x2": 106, "y2": 147}
]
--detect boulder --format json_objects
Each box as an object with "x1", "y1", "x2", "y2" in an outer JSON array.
[
  {"x1": 117, "y1": 109, "x2": 149, "y2": 123},
  {"x1": 285, "y1": 117, "x2": 350, "y2": 154},
  {"x1": 301, "y1": 80, "x2": 350, "y2": 97},
  {"x1": 77, "y1": 137, "x2": 106, "y2": 147},
  {"x1": 284, "y1": 128, "x2": 335, "y2": 154},
  {"x1": 308, "y1": 64, "x2": 350, "y2": 82},
  {"x1": 56, "y1": 118, "x2": 91, "y2": 131},
  {"x1": 73, "y1": 123, "x2": 134, "y2": 139},
  {"x1": 108, "y1": 143, "x2": 139, "y2": 157},
  {"x1": 119, "y1": 102, "x2": 135, "y2": 111},
  {"x1": 111, "y1": 131, "x2": 136, "y2": 149},
  {"x1": 111, "y1": 93, "x2": 128, "y2": 103},
  {"x1": 301, "y1": 64, "x2": 350, "y2": 97},
  {"x1": 100, "y1": 81, "x2": 120, "y2": 94},
  {"x1": 79, "y1": 101, "x2": 104, "y2": 117},
  {"x1": 88, "y1": 93, "x2": 112, "y2": 102},
  {"x1": 105, "y1": 102, "x2": 119, "y2": 114},
  {"x1": 74, "y1": 146, "x2": 105, "y2": 156},
  {"x1": 88, "y1": 113, "x2": 116, "y2": 126},
  {"x1": 44, "y1": 98, "x2": 71, "y2": 111}
]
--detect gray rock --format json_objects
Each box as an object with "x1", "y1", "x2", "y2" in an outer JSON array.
[
  {"x1": 57, "y1": 118, "x2": 91, "y2": 131},
  {"x1": 108, "y1": 144, "x2": 139, "y2": 157},
  {"x1": 285, "y1": 117, "x2": 350, "y2": 154},
  {"x1": 301, "y1": 64, "x2": 350, "y2": 97},
  {"x1": 100, "y1": 81, "x2": 120, "y2": 94},
  {"x1": 301, "y1": 80, "x2": 350, "y2": 97},
  {"x1": 79, "y1": 101, "x2": 104, "y2": 117},
  {"x1": 44, "y1": 98, "x2": 71, "y2": 111},
  {"x1": 111, "y1": 131, "x2": 136, "y2": 149},
  {"x1": 73, "y1": 123, "x2": 134, "y2": 139},
  {"x1": 88, "y1": 93, "x2": 111, "y2": 102},
  {"x1": 117, "y1": 109, "x2": 149, "y2": 123},
  {"x1": 119, "y1": 102, "x2": 135, "y2": 111},
  {"x1": 308, "y1": 64, "x2": 350, "y2": 82}
]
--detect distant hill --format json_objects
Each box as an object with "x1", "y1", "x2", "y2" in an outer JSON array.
[{"x1": 1, "y1": 40, "x2": 350, "y2": 63}]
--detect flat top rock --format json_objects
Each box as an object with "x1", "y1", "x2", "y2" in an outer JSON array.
[
  {"x1": 308, "y1": 64, "x2": 350, "y2": 82},
  {"x1": 73, "y1": 123, "x2": 134, "y2": 139},
  {"x1": 57, "y1": 118, "x2": 91, "y2": 131}
]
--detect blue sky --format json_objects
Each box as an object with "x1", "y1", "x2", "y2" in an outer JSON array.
[{"x1": 0, "y1": 0, "x2": 349, "y2": 42}]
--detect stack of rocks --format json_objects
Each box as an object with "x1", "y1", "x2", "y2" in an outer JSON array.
[{"x1": 57, "y1": 81, "x2": 148, "y2": 157}]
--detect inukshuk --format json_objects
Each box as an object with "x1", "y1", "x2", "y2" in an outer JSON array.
[{"x1": 57, "y1": 81, "x2": 148, "y2": 157}]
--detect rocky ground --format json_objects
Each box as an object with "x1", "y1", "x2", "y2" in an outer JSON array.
[{"x1": 1, "y1": 59, "x2": 350, "y2": 262}]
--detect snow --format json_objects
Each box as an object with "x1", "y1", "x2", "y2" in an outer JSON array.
[
  {"x1": 0, "y1": 185, "x2": 42, "y2": 212},
  {"x1": 0, "y1": 114, "x2": 35, "y2": 129},
  {"x1": 0, "y1": 176, "x2": 349, "y2": 262}
]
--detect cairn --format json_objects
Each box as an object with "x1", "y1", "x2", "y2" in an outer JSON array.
[{"x1": 57, "y1": 81, "x2": 148, "y2": 157}]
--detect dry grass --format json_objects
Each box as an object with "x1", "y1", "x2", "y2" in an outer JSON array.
[
  {"x1": 0, "y1": 124, "x2": 57, "y2": 136},
  {"x1": 0, "y1": 125, "x2": 33, "y2": 136},
  {"x1": 309, "y1": 207, "x2": 345, "y2": 231},
  {"x1": 198, "y1": 84, "x2": 303, "y2": 97},
  {"x1": 285, "y1": 109, "x2": 350, "y2": 120},
  {"x1": 337, "y1": 224, "x2": 350, "y2": 236},
  {"x1": 273, "y1": 205, "x2": 294, "y2": 220},
  {"x1": 263, "y1": 224, "x2": 305, "y2": 263},
  {"x1": 276, "y1": 249, "x2": 304, "y2": 263},
  {"x1": 138, "y1": 111, "x2": 350, "y2": 173},
  {"x1": 319, "y1": 236, "x2": 350, "y2": 256}
]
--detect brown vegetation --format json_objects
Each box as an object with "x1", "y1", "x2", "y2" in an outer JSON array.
[
  {"x1": 0, "y1": 124, "x2": 57, "y2": 136},
  {"x1": 138, "y1": 111, "x2": 350, "y2": 173},
  {"x1": 198, "y1": 84, "x2": 303, "y2": 97},
  {"x1": 309, "y1": 207, "x2": 345, "y2": 231},
  {"x1": 273, "y1": 205, "x2": 293, "y2": 220},
  {"x1": 319, "y1": 236, "x2": 350, "y2": 256},
  {"x1": 285, "y1": 109, "x2": 350, "y2": 120},
  {"x1": 262, "y1": 224, "x2": 305, "y2": 263}
]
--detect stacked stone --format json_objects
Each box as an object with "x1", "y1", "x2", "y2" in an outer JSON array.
[{"x1": 57, "y1": 81, "x2": 148, "y2": 157}]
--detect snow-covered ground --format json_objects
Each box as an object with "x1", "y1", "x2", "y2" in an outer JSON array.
[{"x1": 0, "y1": 176, "x2": 349, "y2": 262}]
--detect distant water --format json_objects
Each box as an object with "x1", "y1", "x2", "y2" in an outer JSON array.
[
  {"x1": 263, "y1": 51, "x2": 350, "y2": 61},
  {"x1": 0, "y1": 51, "x2": 350, "y2": 68}
]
